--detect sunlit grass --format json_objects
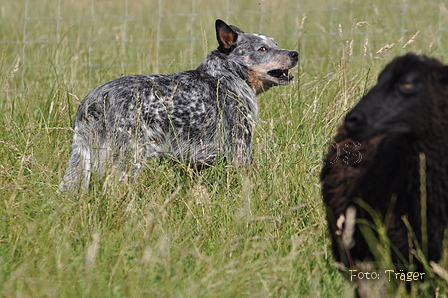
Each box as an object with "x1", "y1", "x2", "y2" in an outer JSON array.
[{"x1": 0, "y1": 0, "x2": 447, "y2": 297}]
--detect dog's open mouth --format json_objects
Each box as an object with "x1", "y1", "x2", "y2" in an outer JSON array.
[{"x1": 267, "y1": 68, "x2": 294, "y2": 83}]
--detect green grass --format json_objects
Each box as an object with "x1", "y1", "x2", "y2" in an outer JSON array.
[{"x1": 1, "y1": 0, "x2": 447, "y2": 297}]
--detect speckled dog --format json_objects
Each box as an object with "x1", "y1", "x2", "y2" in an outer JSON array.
[{"x1": 61, "y1": 19, "x2": 298, "y2": 192}]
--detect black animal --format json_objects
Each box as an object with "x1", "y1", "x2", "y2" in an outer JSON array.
[
  {"x1": 61, "y1": 19, "x2": 298, "y2": 193},
  {"x1": 321, "y1": 54, "x2": 448, "y2": 291}
]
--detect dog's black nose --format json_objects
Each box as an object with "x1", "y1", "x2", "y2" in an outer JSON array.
[
  {"x1": 345, "y1": 111, "x2": 366, "y2": 133},
  {"x1": 290, "y1": 51, "x2": 298, "y2": 59}
]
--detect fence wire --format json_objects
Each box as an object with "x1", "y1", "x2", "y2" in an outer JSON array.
[{"x1": 1, "y1": 0, "x2": 447, "y2": 91}]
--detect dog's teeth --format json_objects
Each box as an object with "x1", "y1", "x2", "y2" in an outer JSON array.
[{"x1": 268, "y1": 69, "x2": 290, "y2": 80}]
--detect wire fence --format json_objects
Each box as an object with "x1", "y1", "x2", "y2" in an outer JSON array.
[{"x1": 1, "y1": 0, "x2": 448, "y2": 92}]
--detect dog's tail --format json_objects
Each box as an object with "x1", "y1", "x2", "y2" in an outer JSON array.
[{"x1": 59, "y1": 123, "x2": 93, "y2": 194}]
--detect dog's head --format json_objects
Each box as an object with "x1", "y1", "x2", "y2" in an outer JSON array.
[{"x1": 215, "y1": 19, "x2": 298, "y2": 94}]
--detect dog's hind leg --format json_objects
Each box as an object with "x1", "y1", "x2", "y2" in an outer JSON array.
[{"x1": 60, "y1": 124, "x2": 94, "y2": 194}]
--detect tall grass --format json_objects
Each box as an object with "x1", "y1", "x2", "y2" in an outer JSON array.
[{"x1": 1, "y1": 0, "x2": 447, "y2": 297}]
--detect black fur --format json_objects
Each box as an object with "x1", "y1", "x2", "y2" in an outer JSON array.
[{"x1": 322, "y1": 53, "x2": 448, "y2": 283}]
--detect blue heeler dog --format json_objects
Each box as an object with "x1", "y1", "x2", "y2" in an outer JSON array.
[{"x1": 61, "y1": 19, "x2": 298, "y2": 193}]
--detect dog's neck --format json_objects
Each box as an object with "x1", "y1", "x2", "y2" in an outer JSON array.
[
  {"x1": 197, "y1": 51, "x2": 259, "y2": 94},
  {"x1": 196, "y1": 51, "x2": 259, "y2": 120}
]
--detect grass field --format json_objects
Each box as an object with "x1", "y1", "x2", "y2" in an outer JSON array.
[{"x1": 1, "y1": 0, "x2": 448, "y2": 297}]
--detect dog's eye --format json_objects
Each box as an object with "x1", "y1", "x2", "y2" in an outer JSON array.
[{"x1": 258, "y1": 47, "x2": 267, "y2": 52}]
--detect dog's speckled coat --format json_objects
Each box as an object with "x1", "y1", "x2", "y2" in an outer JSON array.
[{"x1": 62, "y1": 19, "x2": 298, "y2": 192}]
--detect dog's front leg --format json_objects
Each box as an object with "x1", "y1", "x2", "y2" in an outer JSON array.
[{"x1": 231, "y1": 129, "x2": 253, "y2": 166}]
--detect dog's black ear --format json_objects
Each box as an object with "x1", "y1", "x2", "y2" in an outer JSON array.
[
  {"x1": 216, "y1": 19, "x2": 238, "y2": 54},
  {"x1": 229, "y1": 25, "x2": 244, "y2": 34}
]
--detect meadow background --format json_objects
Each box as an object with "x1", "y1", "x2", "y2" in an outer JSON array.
[{"x1": 1, "y1": 0, "x2": 448, "y2": 297}]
